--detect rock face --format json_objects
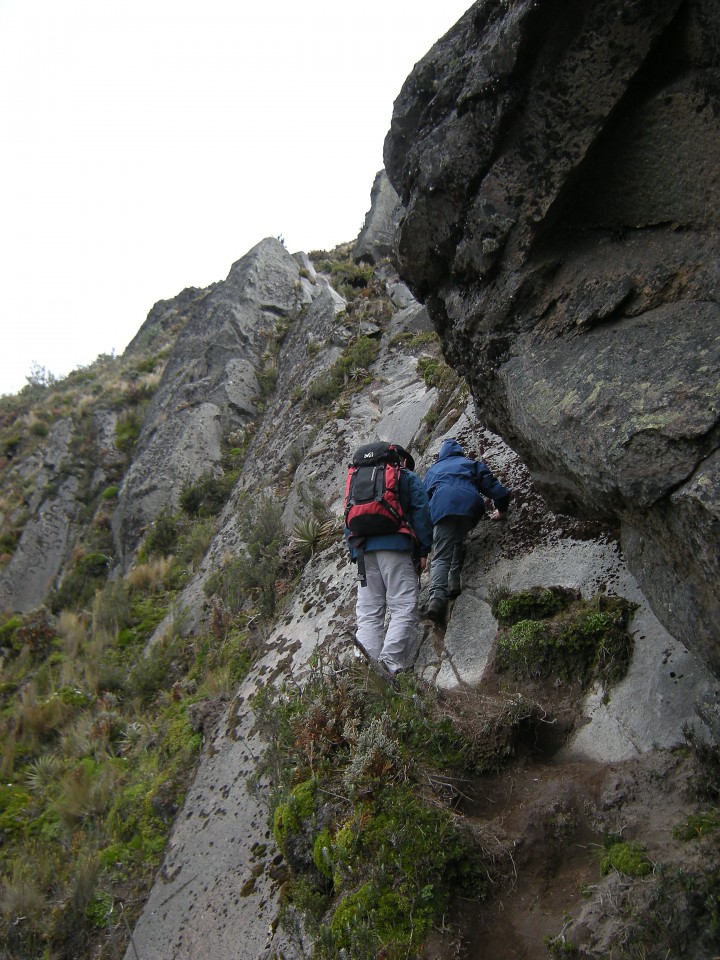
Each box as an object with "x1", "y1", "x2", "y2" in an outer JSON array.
[
  {"x1": 112, "y1": 238, "x2": 315, "y2": 564},
  {"x1": 0, "y1": 413, "x2": 122, "y2": 612},
  {"x1": 0, "y1": 418, "x2": 81, "y2": 611},
  {"x1": 383, "y1": 0, "x2": 720, "y2": 671},
  {"x1": 353, "y1": 169, "x2": 404, "y2": 263}
]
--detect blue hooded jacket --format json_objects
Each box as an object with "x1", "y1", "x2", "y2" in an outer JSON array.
[{"x1": 423, "y1": 439, "x2": 510, "y2": 525}]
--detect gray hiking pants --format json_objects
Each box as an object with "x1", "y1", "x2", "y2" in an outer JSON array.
[
  {"x1": 355, "y1": 550, "x2": 419, "y2": 673},
  {"x1": 429, "y1": 515, "x2": 475, "y2": 602}
]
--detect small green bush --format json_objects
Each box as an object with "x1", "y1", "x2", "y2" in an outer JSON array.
[
  {"x1": 4, "y1": 608, "x2": 57, "y2": 658},
  {"x1": 30, "y1": 420, "x2": 50, "y2": 437},
  {"x1": 0, "y1": 783, "x2": 35, "y2": 840},
  {"x1": 599, "y1": 839, "x2": 652, "y2": 877},
  {"x1": 416, "y1": 355, "x2": 459, "y2": 396},
  {"x1": 0, "y1": 528, "x2": 20, "y2": 554},
  {"x1": 0, "y1": 614, "x2": 22, "y2": 646},
  {"x1": 304, "y1": 336, "x2": 380, "y2": 410},
  {"x1": 3, "y1": 433, "x2": 23, "y2": 457},
  {"x1": 673, "y1": 811, "x2": 720, "y2": 841},
  {"x1": 328, "y1": 259, "x2": 373, "y2": 297},
  {"x1": 142, "y1": 511, "x2": 179, "y2": 559},
  {"x1": 85, "y1": 890, "x2": 113, "y2": 929},
  {"x1": 50, "y1": 553, "x2": 111, "y2": 614},
  {"x1": 179, "y1": 473, "x2": 233, "y2": 518},
  {"x1": 93, "y1": 580, "x2": 133, "y2": 635},
  {"x1": 175, "y1": 519, "x2": 216, "y2": 565},
  {"x1": 115, "y1": 409, "x2": 144, "y2": 454},
  {"x1": 306, "y1": 371, "x2": 342, "y2": 407},
  {"x1": 134, "y1": 356, "x2": 157, "y2": 375},
  {"x1": 256, "y1": 364, "x2": 278, "y2": 399},
  {"x1": 204, "y1": 494, "x2": 285, "y2": 619}
]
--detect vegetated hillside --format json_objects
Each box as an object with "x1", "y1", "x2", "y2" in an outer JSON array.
[{"x1": 0, "y1": 237, "x2": 718, "y2": 960}]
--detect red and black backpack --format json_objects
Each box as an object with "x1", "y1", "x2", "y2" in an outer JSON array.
[{"x1": 344, "y1": 442, "x2": 417, "y2": 585}]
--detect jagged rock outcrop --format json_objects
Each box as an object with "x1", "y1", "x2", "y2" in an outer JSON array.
[
  {"x1": 353, "y1": 169, "x2": 404, "y2": 263},
  {"x1": 383, "y1": 0, "x2": 720, "y2": 672},
  {"x1": 112, "y1": 238, "x2": 317, "y2": 564},
  {"x1": 124, "y1": 284, "x2": 215, "y2": 356}
]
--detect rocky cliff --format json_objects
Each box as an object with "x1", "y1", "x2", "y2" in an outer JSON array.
[
  {"x1": 384, "y1": 0, "x2": 720, "y2": 673},
  {"x1": 0, "y1": 3, "x2": 719, "y2": 958},
  {"x1": 117, "y1": 232, "x2": 718, "y2": 960},
  {"x1": 111, "y1": 240, "x2": 315, "y2": 566},
  {"x1": 1, "y1": 222, "x2": 718, "y2": 959}
]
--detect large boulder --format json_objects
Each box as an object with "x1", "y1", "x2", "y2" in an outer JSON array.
[{"x1": 384, "y1": 0, "x2": 720, "y2": 671}]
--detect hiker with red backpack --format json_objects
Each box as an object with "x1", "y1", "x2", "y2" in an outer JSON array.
[
  {"x1": 344, "y1": 441, "x2": 433, "y2": 679},
  {"x1": 423, "y1": 438, "x2": 510, "y2": 623}
]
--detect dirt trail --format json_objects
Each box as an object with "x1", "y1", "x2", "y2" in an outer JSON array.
[
  {"x1": 426, "y1": 671, "x2": 703, "y2": 960},
  {"x1": 460, "y1": 755, "x2": 609, "y2": 959}
]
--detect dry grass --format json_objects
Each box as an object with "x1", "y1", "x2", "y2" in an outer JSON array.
[
  {"x1": 0, "y1": 865, "x2": 46, "y2": 922},
  {"x1": 139, "y1": 370, "x2": 162, "y2": 392},
  {"x1": 58, "y1": 711, "x2": 97, "y2": 761},
  {"x1": 127, "y1": 556, "x2": 175, "y2": 592},
  {"x1": 75, "y1": 393, "x2": 99, "y2": 415},
  {"x1": 69, "y1": 854, "x2": 101, "y2": 913},
  {"x1": 17, "y1": 684, "x2": 72, "y2": 743},
  {"x1": 56, "y1": 762, "x2": 121, "y2": 826},
  {"x1": 200, "y1": 664, "x2": 235, "y2": 696},
  {"x1": 57, "y1": 610, "x2": 88, "y2": 657}
]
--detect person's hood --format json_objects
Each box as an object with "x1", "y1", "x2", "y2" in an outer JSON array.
[
  {"x1": 437, "y1": 438, "x2": 464, "y2": 461},
  {"x1": 393, "y1": 444, "x2": 415, "y2": 471}
]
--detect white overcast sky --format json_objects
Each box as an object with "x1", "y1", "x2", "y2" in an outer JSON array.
[{"x1": 0, "y1": 0, "x2": 472, "y2": 397}]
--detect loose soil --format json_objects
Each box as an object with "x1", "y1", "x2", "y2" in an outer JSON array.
[{"x1": 420, "y1": 676, "x2": 712, "y2": 960}]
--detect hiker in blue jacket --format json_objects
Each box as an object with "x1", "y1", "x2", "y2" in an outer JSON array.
[
  {"x1": 423, "y1": 438, "x2": 510, "y2": 622},
  {"x1": 345, "y1": 445, "x2": 433, "y2": 678}
]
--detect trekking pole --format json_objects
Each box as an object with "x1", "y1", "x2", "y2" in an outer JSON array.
[{"x1": 120, "y1": 905, "x2": 141, "y2": 960}]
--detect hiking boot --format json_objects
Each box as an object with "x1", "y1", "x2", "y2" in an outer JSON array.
[
  {"x1": 448, "y1": 580, "x2": 461, "y2": 599},
  {"x1": 377, "y1": 657, "x2": 400, "y2": 678},
  {"x1": 376, "y1": 657, "x2": 402, "y2": 688},
  {"x1": 427, "y1": 598, "x2": 447, "y2": 623}
]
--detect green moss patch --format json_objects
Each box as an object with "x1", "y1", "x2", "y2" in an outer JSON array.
[
  {"x1": 599, "y1": 838, "x2": 652, "y2": 877},
  {"x1": 493, "y1": 586, "x2": 579, "y2": 626},
  {"x1": 492, "y1": 589, "x2": 636, "y2": 689}
]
